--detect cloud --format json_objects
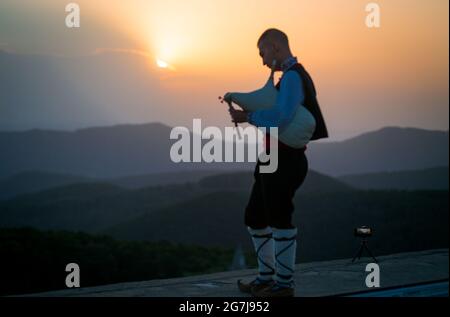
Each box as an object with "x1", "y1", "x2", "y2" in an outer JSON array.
[
  {"x1": 0, "y1": 50, "x2": 180, "y2": 131},
  {"x1": 92, "y1": 48, "x2": 153, "y2": 59},
  {"x1": 92, "y1": 47, "x2": 178, "y2": 71}
]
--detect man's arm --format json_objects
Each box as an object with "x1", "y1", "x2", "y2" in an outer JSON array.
[{"x1": 248, "y1": 70, "x2": 304, "y2": 133}]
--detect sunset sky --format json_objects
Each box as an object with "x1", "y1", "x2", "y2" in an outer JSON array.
[{"x1": 0, "y1": 0, "x2": 448, "y2": 141}]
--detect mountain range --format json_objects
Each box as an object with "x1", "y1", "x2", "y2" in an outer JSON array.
[
  {"x1": 339, "y1": 166, "x2": 449, "y2": 190},
  {"x1": 103, "y1": 190, "x2": 448, "y2": 262},
  {"x1": 0, "y1": 169, "x2": 446, "y2": 263},
  {"x1": 0, "y1": 123, "x2": 447, "y2": 181},
  {"x1": 0, "y1": 169, "x2": 353, "y2": 232}
]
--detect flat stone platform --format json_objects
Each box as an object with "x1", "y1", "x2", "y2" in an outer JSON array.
[{"x1": 23, "y1": 249, "x2": 448, "y2": 297}]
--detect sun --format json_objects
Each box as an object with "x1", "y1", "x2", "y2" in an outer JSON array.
[{"x1": 156, "y1": 59, "x2": 169, "y2": 68}]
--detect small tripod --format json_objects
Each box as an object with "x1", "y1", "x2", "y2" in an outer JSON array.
[{"x1": 352, "y1": 237, "x2": 378, "y2": 263}]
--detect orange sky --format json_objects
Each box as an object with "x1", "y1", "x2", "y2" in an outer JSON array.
[{"x1": 0, "y1": 0, "x2": 448, "y2": 140}]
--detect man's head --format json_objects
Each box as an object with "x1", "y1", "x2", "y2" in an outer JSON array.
[{"x1": 257, "y1": 28, "x2": 293, "y2": 71}]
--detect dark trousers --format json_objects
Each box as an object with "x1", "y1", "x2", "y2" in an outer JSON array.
[{"x1": 245, "y1": 146, "x2": 308, "y2": 229}]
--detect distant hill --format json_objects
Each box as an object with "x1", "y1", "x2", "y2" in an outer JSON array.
[
  {"x1": 339, "y1": 167, "x2": 449, "y2": 190},
  {"x1": 110, "y1": 170, "x2": 227, "y2": 189},
  {"x1": 0, "y1": 170, "x2": 352, "y2": 232},
  {"x1": 0, "y1": 171, "x2": 94, "y2": 200},
  {"x1": 0, "y1": 169, "x2": 227, "y2": 200},
  {"x1": 0, "y1": 122, "x2": 253, "y2": 180},
  {"x1": 197, "y1": 170, "x2": 355, "y2": 193},
  {"x1": 0, "y1": 172, "x2": 447, "y2": 264},
  {"x1": 104, "y1": 190, "x2": 449, "y2": 263},
  {"x1": 1, "y1": 124, "x2": 447, "y2": 180},
  {"x1": 0, "y1": 168, "x2": 353, "y2": 201},
  {"x1": 0, "y1": 182, "x2": 210, "y2": 232},
  {"x1": 306, "y1": 127, "x2": 449, "y2": 176}
]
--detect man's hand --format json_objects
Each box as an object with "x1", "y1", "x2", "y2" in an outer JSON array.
[
  {"x1": 229, "y1": 107, "x2": 249, "y2": 124},
  {"x1": 219, "y1": 92, "x2": 249, "y2": 125}
]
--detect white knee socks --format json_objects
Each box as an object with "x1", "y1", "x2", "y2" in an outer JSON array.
[
  {"x1": 247, "y1": 227, "x2": 275, "y2": 281},
  {"x1": 273, "y1": 227, "x2": 297, "y2": 287}
]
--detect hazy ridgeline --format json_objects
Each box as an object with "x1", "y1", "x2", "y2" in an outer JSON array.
[{"x1": 0, "y1": 172, "x2": 447, "y2": 295}]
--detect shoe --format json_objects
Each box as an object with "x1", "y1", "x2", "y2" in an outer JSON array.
[
  {"x1": 251, "y1": 282, "x2": 295, "y2": 297},
  {"x1": 237, "y1": 278, "x2": 275, "y2": 294}
]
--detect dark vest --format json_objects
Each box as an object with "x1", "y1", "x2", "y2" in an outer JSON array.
[{"x1": 275, "y1": 63, "x2": 329, "y2": 141}]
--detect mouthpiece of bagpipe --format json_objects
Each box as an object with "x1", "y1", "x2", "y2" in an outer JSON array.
[
  {"x1": 218, "y1": 95, "x2": 242, "y2": 139},
  {"x1": 223, "y1": 59, "x2": 317, "y2": 149}
]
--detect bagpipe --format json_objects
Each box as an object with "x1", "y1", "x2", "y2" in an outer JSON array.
[{"x1": 220, "y1": 60, "x2": 316, "y2": 148}]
